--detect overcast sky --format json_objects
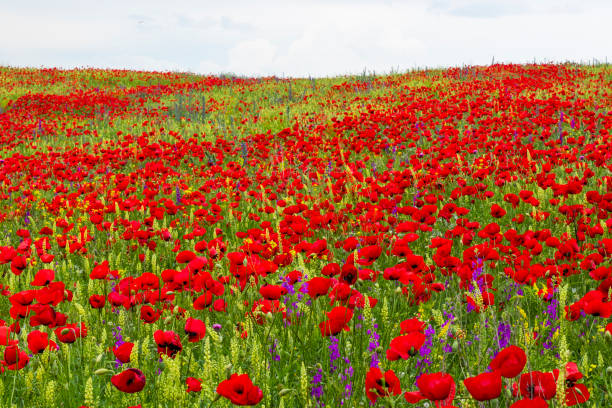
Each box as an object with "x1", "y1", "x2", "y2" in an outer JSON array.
[{"x1": 1, "y1": 0, "x2": 610, "y2": 77}]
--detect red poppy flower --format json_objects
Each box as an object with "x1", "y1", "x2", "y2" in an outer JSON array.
[
  {"x1": 416, "y1": 372, "x2": 455, "y2": 405},
  {"x1": 510, "y1": 397, "x2": 549, "y2": 407},
  {"x1": 213, "y1": 298, "x2": 227, "y2": 312},
  {"x1": 31, "y1": 269, "x2": 54, "y2": 286},
  {"x1": 111, "y1": 368, "x2": 146, "y2": 393},
  {"x1": 153, "y1": 330, "x2": 182, "y2": 357},
  {"x1": 340, "y1": 263, "x2": 358, "y2": 285},
  {"x1": 193, "y1": 291, "x2": 214, "y2": 310},
  {"x1": 0, "y1": 326, "x2": 17, "y2": 346},
  {"x1": 357, "y1": 244, "x2": 382, "y2": 266},
  {"x1": 386, "y1": 332, "x2": 426, "y2": 360},
  {"x1": 2, "y1": 345, "x2": 30, "y2": 370},
  {"x1": 216, "y1": 373, "x2": 263, "y2": 406},
  {"x1": 404, "y1": 390, "x2": 426, "y2": 404},
  {"x1": 519, "y1": 371, "x2": 557, "y2": 400},
  {"x1": 90, "y1": 260, "x2": 116, "y2": 280},
  {"x1": 140, "y1": 305, "x2": 160, "y2": 323},
  {"x1": 319, "y1": 306, "x2": 353, "y2": 336},
  {"x1": 306, "y1": 277, "x2": 332, "y2": 299},
  {"x1": 55, "y1": 323, "x2": 86, "y2": 344},
  {"x1": 463, "y1": 371, "x2": 502, "y2": 401},
  {"x1": 489, "y1": 345, "x2": 527, "y2": 378},
  {"x1": 27, "y1": 330, "x2": 53, "y2": 354},
  {"x1": 89, "y1": 294, "x2": 106, "y2": 309},
  {"x1": 10, "y1": 255, "x2": 27, "y2": 275},
  {"x1": 184, "y1": 317, "x2": 206, "y2": 342},
  {"x1": 556, "y1": 362, "x2": 590, "y2": 406},
  {"x1": 321, "y1": 263, "x2": 341, "y2": 276},
  {"x1": 400, "y1": 318, "x2": 425, "y2": 334},
  {"x1": 176, "y1": 250, "x2": 196, "y2": 263},
  {"x1": 186, "y1": 377, "x2": 202, "y2": 393},
  {"x1": 259, "y1": 284, "x2": 287, "y2": 300},
  {"x1": 113, "y1": 342, "x2": 134, "y2": 364},
  {"x1": 365, "y1": 367, "x2": 401, "y2": 403},
  {"x1": 490, "y1": 203, "x2": 507, "y2": 218}
]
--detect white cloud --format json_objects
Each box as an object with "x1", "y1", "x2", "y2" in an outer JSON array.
[
  {"x1": 0, "y1": 1, "x2": 610, "y2": 76},
  {"x1": 227, "y1": 39, "x2": 277, "y2": 75}
]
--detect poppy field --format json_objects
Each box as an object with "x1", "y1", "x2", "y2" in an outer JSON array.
[{"x1": 0, "y1": 63, "x2": 611, "y2": 407}]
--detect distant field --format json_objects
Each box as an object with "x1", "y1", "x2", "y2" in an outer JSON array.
[{"x1": 0, "y1": 64, "x2": 610, "y2": 407}]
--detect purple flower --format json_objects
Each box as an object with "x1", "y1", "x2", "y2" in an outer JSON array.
[
  {"x1": 495, "y1": 322, "x2": 512, "y2": 354},
  {"x1": 415, "y1": 325, "x2": 434, "y2": 380},
  {"x1": 367, "y1": 326, "x2": 381, "y2": 368},
  {"x1": 112, "y1": 326, "x2": 125, "y2": 368},
  {"x1": 281, "y1": 275, "x2": 296, "y2": 295},
  {"x1": 268, "y1": 338, "x2": 280, "y2": 362},
  {"x1": 340, "y1": 358, "x2": 354, "y2": 405},
  {"x1": 175, "y1": 186, "x2": 182, "y2": 204},
  {"x1": 329, "y1": 337, "x2": 340, "y2": 373},
  {"x1": 311, "y1": 367, "x2": 324, "y2": 406}
]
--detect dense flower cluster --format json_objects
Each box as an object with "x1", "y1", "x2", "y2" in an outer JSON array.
[{"x1": 0, "y1": 64, "x2": 609, "y2": 406}]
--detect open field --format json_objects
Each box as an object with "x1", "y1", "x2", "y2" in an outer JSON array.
[{"x1": 0, "y1": 64, "x2": 611, "y2": 407}]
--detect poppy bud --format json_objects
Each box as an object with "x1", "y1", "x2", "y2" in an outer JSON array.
[
  {"x1": 265, "y1": 312, "x2": 274, "y2": 323},
  {"x1": 607, "y1": 366, "x2": 612, "y2": 375},
  {"x1": 225, "y1": 364, "x2": 233, "y2": 378},
  {"x1": 278, "y1": 389, "x2": 293, "y2": 397},
  {"x1": 94, "y1": 368, "x2": 113, "y2": 375}
]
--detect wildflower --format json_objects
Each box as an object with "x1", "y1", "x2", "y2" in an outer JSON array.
[
  {"x1": 554, "y1": 362, "x2": 590, "y2": 406},
  {"x1": 216, "y1": 373, "x2": 263, "y2": 406},
  {"x1": 490, "y1": 345, "x2": 527, "y2": 378},
  {"x1": 310, "y1": 366, "x2": 324, "y2": 405},
  {"x1": 111, "y1": 368, "x2": 146, "y2": 393},
  {"x1": 268, "y1": 338, "x2": 280, "y2": 361},
  {"x1": 319, "y1": 306, "x2": 353, "y2": 337},
  {"x1": 329, "y1": 337, "x2": 341, "y2": 373},
  {"x1": 113, "y1": 342, "x2": 134, "y2": 364},
  {"x1": 495, "y1": 321, "x2": 512, "y2": 352},
  {"x1": 463, "y1": 371, "x2": 502, "y2": 401},
  {"x1": 153, "y1": 330, "x2": 182, "y2": 358},
  {"x1": 184, "y1": 317, "x2": 206, "y2": 342},
  {"x1": 2, "y1": 345, "x2": 30, "y2": 370},
  {"x1": 367, "y1": 325, "x2": 381, "y2": 368},
  {"x1": 186, "y1": 377, "x2": 202, "y2": 393},
  {"x1": 386, "y1": 332, "x2": 426, "y2": 360},
  {"x1": 365, "y1": 367, "x2": 401, "y2": 403},
  {"x1": 519, "y1": 371, "x2": 557, "y2": 400},
  {"x1": 510, "y1": 397, "x2": 549, "y2": 408}
]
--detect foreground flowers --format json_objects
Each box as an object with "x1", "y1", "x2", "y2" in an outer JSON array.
[
  {"x1": 111, "y1": 368, "x2": 146, "y2": 393},
  {"x1": 216, "y1": 374, "x2": 263, "y2": 406},
  {"x1": 0, "y1": 63, "x2": 608, "y2": 406},
  {"x1": 405, "y1": 372, "x2": 456, "y2": 407},
  {"x1": 463, "y1": 371, "x2": 502, "y2": 401},
  {"x1": 365, "y1": 367, "x2": 401, "y2": 403}
]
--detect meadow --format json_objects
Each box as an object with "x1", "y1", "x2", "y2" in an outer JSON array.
[{"x1": 0, "y1": 63, "x2": 610, "y2": 407}]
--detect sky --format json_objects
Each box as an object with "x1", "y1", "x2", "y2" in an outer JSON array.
[{"x1": 1, "y1": 0, "x2": 610, "y2": 77}]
